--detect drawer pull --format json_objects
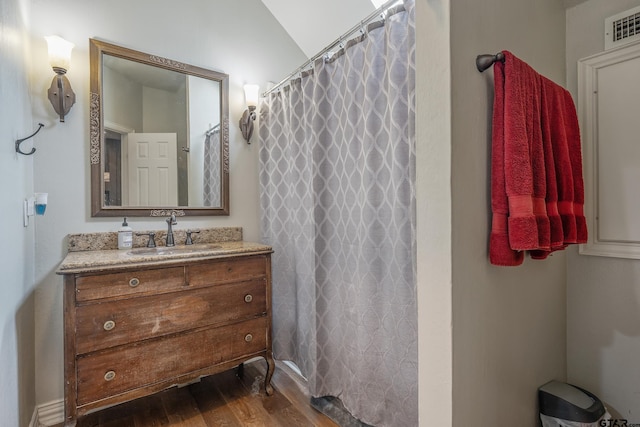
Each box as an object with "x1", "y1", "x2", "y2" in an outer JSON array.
[
  {"x1": 244, "y1": 334, "x2": 253, "y2": 343},
  {"x1": 104, "y1": 371, "x2": 116, "y2": 381},
  {"x1": 227, "y1": 267, "x2": 233, "y2": 273},
  {"x1": 129, "y1": 278, "x2": 140, "y2": 288},
  {"x1": 103, "y1": 320, "x2": 116, "y2": 331},
  {"x1": 244, "y1": 294, "x2": 253, "y2": 303}
]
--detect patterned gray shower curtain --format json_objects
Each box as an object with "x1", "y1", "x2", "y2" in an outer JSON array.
[
  {"x1": 258, "y1": 1, "x2": 416, "y2": 425},
  {"x1": 203, "y1": 128, "x2": 220, "y2": 207}
]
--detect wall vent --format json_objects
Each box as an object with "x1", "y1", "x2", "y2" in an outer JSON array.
[{"x1": 605, "y1": 6, "x2": 640, "y2": 50}]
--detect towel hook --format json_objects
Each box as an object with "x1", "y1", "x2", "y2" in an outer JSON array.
[
  {"x1": 15, "y1": 123, "x2": 45, "y2": 156},
  {"x1": 476, "y1": 52, "x2": 505, "y2": 72}
]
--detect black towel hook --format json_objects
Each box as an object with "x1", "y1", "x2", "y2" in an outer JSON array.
[
  {"x1": 15, "y1": 123, "x2": 45, "y2": 156},
  {"x1": 476, "y1": 52, "x2": 505, "y2": 72}
]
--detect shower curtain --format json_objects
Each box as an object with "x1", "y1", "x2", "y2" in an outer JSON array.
[
  {"x1": 259, "y1": 1, "x2": 416, "y2": 425},
  {"x1": 203, "y1": 128, "x2": 220, "y2": 207}
]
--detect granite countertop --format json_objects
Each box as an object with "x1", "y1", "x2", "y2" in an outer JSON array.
[
  {"x1": 57, "y1": 241, "x2": 273, "y2": 274},
  {"x1": 57, "y1": 227, "x2": 272, "y2": 274},
  {"x1": 66, "y1": 227, "x2": 243, "y2": 252}
]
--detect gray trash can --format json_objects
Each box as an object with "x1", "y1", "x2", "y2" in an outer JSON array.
[{"x1": 538, "y1": 380, "x2": 609, "y2": 427}]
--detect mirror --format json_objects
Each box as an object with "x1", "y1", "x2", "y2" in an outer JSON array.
[{"x1": 89, "y1": 38, "x2": 229, "y2": 217}]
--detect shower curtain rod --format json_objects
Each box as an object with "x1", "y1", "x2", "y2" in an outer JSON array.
[
  {"x1": 206, "y1": 123, "x2": 220, "y2": 136},
  {"x1": 262, "y1": 0, "x2": 403, "y2": 97}
]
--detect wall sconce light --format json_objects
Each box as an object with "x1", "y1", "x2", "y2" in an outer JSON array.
[
  {"x1": 45, "y1": 36, "x2": 76, "y2": 122},
  {"x1": 239, "y1": 84, "x2": 259, "y2": 143}
]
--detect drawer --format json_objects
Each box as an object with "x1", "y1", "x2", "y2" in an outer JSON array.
[
  {"x1": 188, "y1": 256, "x2": 266, "y2": 287},
  {"x1": 75, "y1": 279, "x2": 267, "y2": 354},
  {"x1": 76, "y1": 316, "x2": 267, "y2": 405},
  {"x1": 76, "y1": 266, "x2": 185, "y2": 302}
]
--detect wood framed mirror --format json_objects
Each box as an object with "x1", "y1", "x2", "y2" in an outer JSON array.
[{"x1": 89, "y1": 38, "x2": 229, "y2": 217}]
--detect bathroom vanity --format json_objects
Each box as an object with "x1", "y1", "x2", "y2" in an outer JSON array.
[{"x1": 57, "y1": 232, "x2": 273, "y2": 426}]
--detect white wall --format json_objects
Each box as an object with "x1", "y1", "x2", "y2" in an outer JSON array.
[
  {"x1": 0, "y1": 0, "x2": 36, "y2": 425},
  {"x1": 450, "y1": 0, "x2": 568, "y2": 425},
  {"x1": 103, "y1": 65, "x2": 143, "y2": 132},
  {"x1": 415, "y1": 0, "x2": 452, "y2": 425},
  {"x1": 566, "y1": 0, "x2": 640, "y2": 420},
  {"x1": 29, "y1": 0, "x2": 306, "y2": 408},
  {"x1": 142, "y1": 86, "x2": 182, "y2": 134}
]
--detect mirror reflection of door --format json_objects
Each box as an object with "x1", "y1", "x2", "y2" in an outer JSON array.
[
  {"x1": 104, "y1": 130, "x2": 122, "y2": 206},
  {"x1": 126, "y1": 133, "x2": 178, "y2": 206}
]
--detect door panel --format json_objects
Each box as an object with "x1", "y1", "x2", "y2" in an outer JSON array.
[{"x1": 127, "y1": 133, "x2": 178, "y2": 206}]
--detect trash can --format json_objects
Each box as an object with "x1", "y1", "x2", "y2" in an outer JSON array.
[{"x1": 539, "y1": 380, "x2": 609, "y2": 427}]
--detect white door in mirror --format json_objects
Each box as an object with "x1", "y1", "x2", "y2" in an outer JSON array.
[{"x1": 126, "y1": 133, "x2": 178, "y2": 206}]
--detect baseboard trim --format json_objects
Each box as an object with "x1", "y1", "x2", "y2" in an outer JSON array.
[{"x1": 30, "y1": 399, "x2": 64, "y2": 427}]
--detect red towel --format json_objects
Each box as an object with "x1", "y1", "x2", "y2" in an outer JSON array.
[
  {"x1": 561, "y1": 87, "x2": 588, "y2": 244},
  {"x1": 489, "y1": 54, "x2": 524, "y2": 266},
  {"x1": 489, "y1": 51, "x2": 587, "y2": 265},
  {"x1": 530, "y1": 78, "x2": 588, "y2": 259},
  {"x1": 538, "y1": 78, "x2": 565, "y2": 250},
  {"x1": 490, "y1": 52, "x2": 548, "y2": 265}
]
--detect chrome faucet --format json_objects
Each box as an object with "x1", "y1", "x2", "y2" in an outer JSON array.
[{"x1": 165, "y1": 213, "x2": 177, "y2": 247}]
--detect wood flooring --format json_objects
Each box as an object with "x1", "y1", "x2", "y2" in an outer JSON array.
[{"x1": 55, "y1": 360, "x2": 338, "y2": 427}]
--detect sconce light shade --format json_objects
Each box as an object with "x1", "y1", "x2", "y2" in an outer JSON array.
[
  {"x1": 239, "y1": 84, "x2": 259, "y2": 143},
  {"x1": 45, "y1": 36, "x2": 76, "y2": 122},
  {"x1": 244, "y1": 84, "x2": 260, "y2": 108},
  {"x1": 45, "y1": 36, "x2": 73, "y2": 72}
]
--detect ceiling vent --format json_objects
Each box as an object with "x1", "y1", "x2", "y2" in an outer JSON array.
[{"x1": 605, "y1": 6, "x2": 640, "y2": 50}]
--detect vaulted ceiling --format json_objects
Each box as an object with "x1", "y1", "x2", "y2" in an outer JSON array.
[
  {"x1": 259, "y1": 0, "x2": 376, "y2": 58},
  {"x1": 563, "y1": 0, "x2": 590, "y2": 8}
]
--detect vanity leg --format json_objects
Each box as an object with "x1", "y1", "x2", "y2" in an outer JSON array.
[
  {"x1": 264, "y1": 354, "x2": 275, "y2": 396},
  {"x1": 63, "y1": 275, "x2": 78, "y2": 427}
]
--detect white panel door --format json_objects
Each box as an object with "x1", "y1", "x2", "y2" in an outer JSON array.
[{"x1": 127, "y1": 133, "x2": 178, "y2": 206}]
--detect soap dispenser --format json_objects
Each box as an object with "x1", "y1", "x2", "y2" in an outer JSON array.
[{"x1": 117, "y1": 217, "x2": 133, "y2": 250}]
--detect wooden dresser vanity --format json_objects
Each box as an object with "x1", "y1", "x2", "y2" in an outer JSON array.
[{"x1": 57, "y1": 239, "x2": 274, "y2": 426}]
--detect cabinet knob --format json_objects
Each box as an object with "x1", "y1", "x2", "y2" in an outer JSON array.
[
  {"x1": 244, "y1": 294, "x2": 253, "y2": 303},
  {"x1": 104, "y1": 371, "x2": 116, "y2": 381},
  {"x1": 129, "y1": 278, "x2": 140, "y2": 288},
  {"x1": 244, "y1": 334, "x2": 253, "y2": 343},
  {"x1": 227, "y1": 267, "x2": 233, "y2": 273},
  {"x1": 103, "y1": 320, "x2": 116, "y2": 331}
]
